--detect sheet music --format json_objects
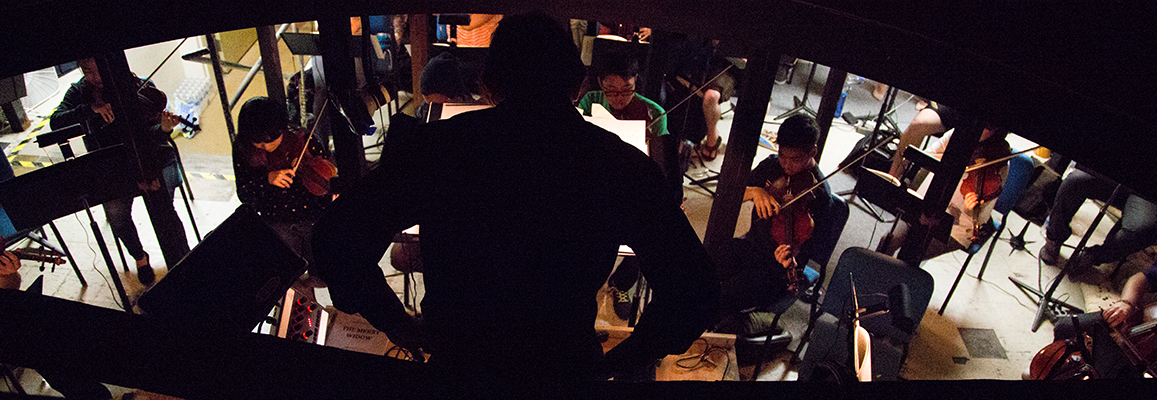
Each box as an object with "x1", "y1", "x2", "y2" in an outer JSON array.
[
  {"x1": 583, "y1": 115, "x2": 648, "y2": 155},
  {"x1": 589, "y1": 103, "x2": 614, "y2": 119},
  {"x1": 439, "y1": 103, "x2": 492, "y2": 120}
]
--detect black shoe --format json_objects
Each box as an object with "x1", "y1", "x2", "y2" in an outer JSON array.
[
  {"x1": 1040, "y1": 239, "x2": 1061, "y2": 266},
  {"x1": 136, "y1": 254, "x2": 155, "y2": 286},
  {"x1": 1066, "y1": 248, "x2": 1096, "y2": 276},
  {"x1": 610, "y1": 286, "x2": 635, "y2": 321}
]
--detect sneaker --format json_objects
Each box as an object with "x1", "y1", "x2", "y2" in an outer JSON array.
[
  {"x1": 1039, "y1": 239, "x2": 1062, "y2": 266},
  {"x1": 610, "y1": 286, "x2": 635, "y2": 321}
]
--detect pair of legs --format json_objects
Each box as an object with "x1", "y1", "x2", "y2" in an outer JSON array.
[
  {"x1": 889, "y1": 107, "x2": 948, "y2": 178},
  {"x1": 102, "y1": 162, "x2": 189, "y2": 270},
  {"x1": 1044, "y1": 168, "x2": 1157, "y2": 265}
]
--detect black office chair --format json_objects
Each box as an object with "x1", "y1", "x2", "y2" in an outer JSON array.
[{"x1": 798, "y1": 247, "x2": 934, "y2": 381}]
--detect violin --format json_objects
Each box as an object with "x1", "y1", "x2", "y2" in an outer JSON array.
[
  {"x1": 959, "y1": 141, "x2": 1009, "y2": 242},
  {"x1": 764, "y1": 171, "x2": 818, "y2": 295},
  {"x1": 0, "y1": 237, "x2": 65, "y2": 265},
  {"x1": 136, "y1": 83, "x2": 201, "y2": 132},
  {"x1": 260, "y1": 127, "x2": 337, "y2": 197}
]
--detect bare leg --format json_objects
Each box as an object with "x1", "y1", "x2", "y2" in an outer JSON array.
[
  {"x1": 873, "y1": 82, "x2": 888, "y2": 101},
  {"x1": 700, "y1": 88, "x2": 722, "y2": 159},
  {"x1": 889, "y1": 108, "x2": 946, "y2": 178}
]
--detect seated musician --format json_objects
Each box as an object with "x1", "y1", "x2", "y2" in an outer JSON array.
[
  {"x1": 717, "y1": 115, "x2": 837, "y2": 323},
  {"x1": 1039, "y1": 166, "x2": 1157, "y2": 275},
  {"x1": 879, "y1": 125, "x2": 1011, "y2": 259},
  {"x1": 233, "y1": 96, "x2": 334, "y2": 262},
  {"x1": 578, "y1": 53, "x2": 678, "y2": 319},
  {"x1": 50, "y1": 57, "x2": 190, "y2": 285},
  {"x1": 1043, "y1": 259, "x2": 1157, "y2": 379},
  {"x1": 415, "y1": 52, "x2": 475, "y2": 122},
  {"x1": 577, "y1": 53, "x2": 670, "y2": 175}
]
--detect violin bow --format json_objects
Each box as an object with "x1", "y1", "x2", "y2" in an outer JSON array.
[
  {"x1": 776, "y1": 136, "x2": 894, "y2": 211},
  {"x1": 646, "y1": 64, "x2": 734, "y2": 129},
  {"x1": 291, "y1": 98, "x2": 330, "y2": 172},
  {"x1": 137, "y1": 37, "x2": 189, "y2": 94},
  {"x1": 964, "y1": 145, "x2": 1041, "y2": 172}
]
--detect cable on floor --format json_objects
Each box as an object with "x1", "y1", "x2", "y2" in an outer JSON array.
[
  {"x1": 71, "y1": 213, "x2": 124, "y2": 310},
  {"x1": 674, "y1": 338, "x2": 732, "y2": 380}
]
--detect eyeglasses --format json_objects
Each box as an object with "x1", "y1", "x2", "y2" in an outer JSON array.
[{"x1": 603, "y1": 89, "x2": 635, "y2": 98}]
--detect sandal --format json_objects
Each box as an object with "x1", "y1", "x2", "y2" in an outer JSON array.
[{"x1": 697, "y1": 136, "x2": 721, "y2": 162}]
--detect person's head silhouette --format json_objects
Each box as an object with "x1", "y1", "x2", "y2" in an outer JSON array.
[{"x1": 481, "y1": 13, "x2": 584, "y2": 104}]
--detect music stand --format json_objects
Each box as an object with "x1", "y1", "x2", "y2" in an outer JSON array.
[
  {"x1": 138, "y1": 205, "x2": 307, "y2": 333},
  {"x1": 773, "y1": 61, "x2": 818, "y2": 121},
  {"x1": 0, "y1": 145, "x2": 140, "y2": 310},
  {"x1": 836, "y1": 86, "x2": 901, "y2": 222}
]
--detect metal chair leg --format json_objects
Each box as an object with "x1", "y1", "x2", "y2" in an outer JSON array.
[
  {"x1": 168, "y1": 138, "x2": 195, "y2": 201},
  {"x1": 45, "y1": 222, "x2": 85, "y2": 286},
  {"x1": 940, "y1": 250, "x2": 978, "y2": 315},
  {"x1": 176, "y1": 177, "x2": 202, "y2": 242},
  {"x1": 113, "y1": 233, "x2": 131, "y2": 273},
  {"x1": 977, "y1": 213, "x2": 1009, "y2": 280}
]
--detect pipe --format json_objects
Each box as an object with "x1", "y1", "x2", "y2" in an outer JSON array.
[{"x1": 227, "y1": 23, "x2": 292, "y2": 110}]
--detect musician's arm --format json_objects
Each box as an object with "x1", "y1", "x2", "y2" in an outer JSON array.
[
  {"x1": 1105, "y1": 268, "x2": 1153, "y2": 329},
  {"x1": 49, "y1": 84, "x2": 93, "y2": 131}
]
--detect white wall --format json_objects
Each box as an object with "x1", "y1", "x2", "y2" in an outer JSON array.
[{"x1": 124, "y1": 36, "x2": 210, "y2": 96}]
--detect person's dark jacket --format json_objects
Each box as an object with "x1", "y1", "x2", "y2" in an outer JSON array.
[{"x1": 311, "y1": 97, "x2": 718, "y2": 383}]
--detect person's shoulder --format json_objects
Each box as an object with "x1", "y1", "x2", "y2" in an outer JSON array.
[{"x1": 635, "y1": 94, "x2": 665, "y2": 114}]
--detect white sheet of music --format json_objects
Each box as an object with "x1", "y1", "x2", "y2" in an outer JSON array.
[
  {"x1": 582, "y1": 114, "x2": 648, "y2": 155},
  {"x1": 439, "y1": 103, "x2": 493, "y2": 120}
]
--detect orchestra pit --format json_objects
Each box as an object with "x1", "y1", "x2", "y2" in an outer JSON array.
[{"x1": 1, "y1": 3, "x2": 1156, "y2": 399}]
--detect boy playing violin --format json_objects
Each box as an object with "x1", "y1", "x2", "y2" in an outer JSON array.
[
  {"x1": 234, "y1": 96, "x2": 335, "y2": 262},
  {"x1": 717, "y1": 115, "x2": 838, "y2": 323}
]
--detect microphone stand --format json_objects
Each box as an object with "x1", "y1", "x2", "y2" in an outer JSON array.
[
  {"x1": 1024, "y1": 184, "x2": 1124, "y2": 332},
  {"x1": 835, "y1": 86, "x2": 900, "y2": 222}
]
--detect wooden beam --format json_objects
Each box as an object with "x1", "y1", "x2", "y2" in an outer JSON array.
[
  {"x1": 814, "y1": 67, "x2": 846, "y2": 163},
  {"x1": 256, "y1": 25, "x2": 287, "y2": 107},
  {"x1": 319, "y1": 17, "x2": 367, "y2": 189},
  {"x1": 702, "y1": 49, "x2": 777, "y2": 256},
  {"x1": 408, "y1": 14, "x2": 430, "y2": 110}
]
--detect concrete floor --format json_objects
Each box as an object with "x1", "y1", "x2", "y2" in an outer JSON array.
[{"x1": 2, "y1": 56, "x2": 1144, "y2": 396}]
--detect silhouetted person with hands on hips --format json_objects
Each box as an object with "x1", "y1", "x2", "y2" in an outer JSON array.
[{"x1": 312, "y1": 13, "x2": 718, "y2": 390}]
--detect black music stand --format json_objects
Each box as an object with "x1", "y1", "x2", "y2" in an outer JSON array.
[
  {"x1": 836, "y1": 86, "x2": 901, "y2": 222},
  {"x1": 0, "y1": 145, "x2": 140, "y2": 310},
  {"x1": 773, "y1": 61, "x2": 818, "y2": 121},
  {"x1": 138, "y1": 205, "x2": 307, "y2": 332}
]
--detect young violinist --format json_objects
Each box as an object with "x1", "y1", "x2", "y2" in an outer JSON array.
[
  {"x1": 49, "y1": 56, "x2": 189, "y2": 285},
  {"x1": 234, "y1": 96, "x2": 335, "y2": 262},
  {"x1": 878, "y1": 124, "x2": 1010, "y2": 259},
  {"x1": 717, "y1": 114, "x2": 837, "y2": 322}
]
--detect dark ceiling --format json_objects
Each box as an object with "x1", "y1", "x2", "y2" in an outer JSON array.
[{"x1": 1, "y1": 0, "x2": 1154, "y2": 199}]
